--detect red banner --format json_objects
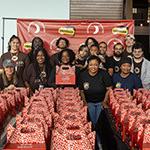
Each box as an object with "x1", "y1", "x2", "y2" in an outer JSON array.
[{"x1": 17, "y1": 19, "x2": 134, "y2": 56}]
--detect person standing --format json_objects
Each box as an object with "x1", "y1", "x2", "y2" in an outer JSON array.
[
  {"x1": 28, "y1": 36, "x2": 44, "y2": 62},
  {"x1": 123, "y1": 34, "x2": 135, "y2": 58},
  {"x1": 24, "y1": 47, "x2": 52, "y2": 92},
  {"x1": 106, "y1": 43, "x2": 124, "y2": 76},
  {"x1": 98, "y1": 41, "x2": 107, "y2": 63},
  {"x1": 0, "y1": 35, "x2": 30, "y2": 86},
  {"x1": 50, "y1": 37, "x2": 70, "y2": 67},
  {"x1": 132, "y1": 42, "x2": 150, "y2": 89},
  {"x1": 78, "y1": 55, "x2": 112, "y2": 150},
  {"x1": 78, "y1": 55, "x2": 112, "y2": 127},
  {"x1": 75, "y1": 44, "x2": 89, "y2": 69},
  {"x1": 48, "y1": 48, "x2": 76, "y2": 88},
  {"x1": 85, "y1": 37, "x2": 99, "y2": 50},
  {"x1": 112, "y1": 57, "x2": 142, "y2": 93}
]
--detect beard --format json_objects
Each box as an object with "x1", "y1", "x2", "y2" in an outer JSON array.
[{"x1": 114, "y1": 52, "x2": 123, "y2": 57}]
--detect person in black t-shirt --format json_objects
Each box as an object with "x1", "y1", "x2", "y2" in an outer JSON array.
[
  {"x1": 0, "y1": 35, "x2": 30, "y2": 86},
  {"x1": 112, "y1": 57, "x2": 142, "y2": 93},
  {"x1": 123, "y1": 34, "x2": 135, "y2": 59},
  {"x1": 105, "y1": 43, "x2": 124, "y2": 76},
  {"x1": 78, "y1": 55, "x2": 112, "y2": 127},
  {"x1": 132, "y1": 42, "x2": 150, "y2": 89}
]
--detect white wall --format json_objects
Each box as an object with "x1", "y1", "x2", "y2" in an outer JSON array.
[{"x1": 0, "y1": 0, "x2": 69, "y2": 55}]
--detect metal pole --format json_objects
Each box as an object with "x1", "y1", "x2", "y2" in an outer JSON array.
[
  {"x1": 1, "y1": 17, "x2": 17, "y2": 54},
  {"x1": 2, "y1": 17, "x2": 17, "y2": 20},
  {"x1": 2, "y1": 18, "x2": 5, "y2": 54}
]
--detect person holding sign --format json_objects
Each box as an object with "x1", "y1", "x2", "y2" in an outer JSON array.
[{"x1": 48, "y1": 48, "x2": 76, "y2": 88}]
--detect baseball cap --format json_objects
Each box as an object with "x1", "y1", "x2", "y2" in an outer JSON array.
[
  {"x1": 3, "y1": 59, "x2": 15, "y2": 68},
  {"x1": 125, "y1": 34, "x2": 135, "y2": 40}
]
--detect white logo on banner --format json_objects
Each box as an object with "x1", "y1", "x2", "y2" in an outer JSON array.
[
  {"x1": 49, "y1": 37, "x2": 59, "y2": 50},
  {"x1": 87, "y1": 22, "x2": 104, "y2": 34},
  {"x1": 28, "y1": 21, "x2": 46, "y2": 34}
]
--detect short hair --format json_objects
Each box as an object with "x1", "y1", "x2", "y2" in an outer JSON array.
[
  {"x1": 87, "y1": 55, "x2": 101, "y2": 65},
  {"x1": 120, "y1": 57, "x2": 132, "y2": 66},
  {"x1": 99, "y1": 41, "x2": 107, "y2": 48},
  {"x1": 56, "y1": 37, "x2": 69, "y2": 48},
  {"x1": 132, "y1": 42, "x2": 143, "y2": 51},
  {"x1": 113, "y1": 43, "x2": 124, "y2": 49}
]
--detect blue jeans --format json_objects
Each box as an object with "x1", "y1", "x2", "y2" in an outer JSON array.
[{"x1": 87, "y1": 102, "x2": 103, "y2": 127}]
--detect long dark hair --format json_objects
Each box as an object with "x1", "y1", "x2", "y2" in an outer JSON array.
[
  {"x1": 85, "y1": 37, "x2": 99, "y2": 48},
  {"x1": 8, "y1": 35, "x2": 21, "y2": 51},
  {"x1": 28, "y1": 37, "x2": 44, "y2": 62},
  {"x1": 31, "y1": 37, "x2": 44, "y2": 50},
  {"x1": 32, "y1": 47, "x2": 51, "y2": 79}
]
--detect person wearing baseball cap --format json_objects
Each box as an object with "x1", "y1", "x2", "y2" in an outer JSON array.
[
  {"x1": 123, "y1": 34, "x2": 136, "y2": 59},
  {"x1": 125, "y1": 34, "x2": 135, "y2": 40},
  {"x1": 0, "y1": 59, "x2": 24, "y2": 90},
  {"x1": 0, "y1": 35, "x2": 30, "y2": 87},
  {"x1": 112, "y1": 57, "x2": 142, "y2": 93},
  {"x1": 3, "y1": 59, "x2": 15, "y2": 68}
]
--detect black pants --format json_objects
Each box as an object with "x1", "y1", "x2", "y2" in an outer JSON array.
[{"x1": 95, "y1": 108, "x2": 129, "y2": 150}]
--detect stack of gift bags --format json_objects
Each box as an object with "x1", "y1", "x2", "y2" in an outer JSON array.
[{"x1": 109, "y1": 88, "x2": 150, "y2": 150}]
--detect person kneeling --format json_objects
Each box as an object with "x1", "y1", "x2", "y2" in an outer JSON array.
[{"x1": 0, "y1": 59, "x2": 24, "y2": 91}]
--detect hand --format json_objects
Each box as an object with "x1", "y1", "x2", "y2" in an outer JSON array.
[
  {"x1": 5, "y1": 84, "x2": 15, "y2": 91},
  {"x1": 7, "y1": 84, "x2": 15, "y2": 90}
]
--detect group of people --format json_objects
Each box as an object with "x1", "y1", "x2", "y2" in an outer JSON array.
[{"x1": 0, "y1": 34, "x2": 150, "y2": 130}]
